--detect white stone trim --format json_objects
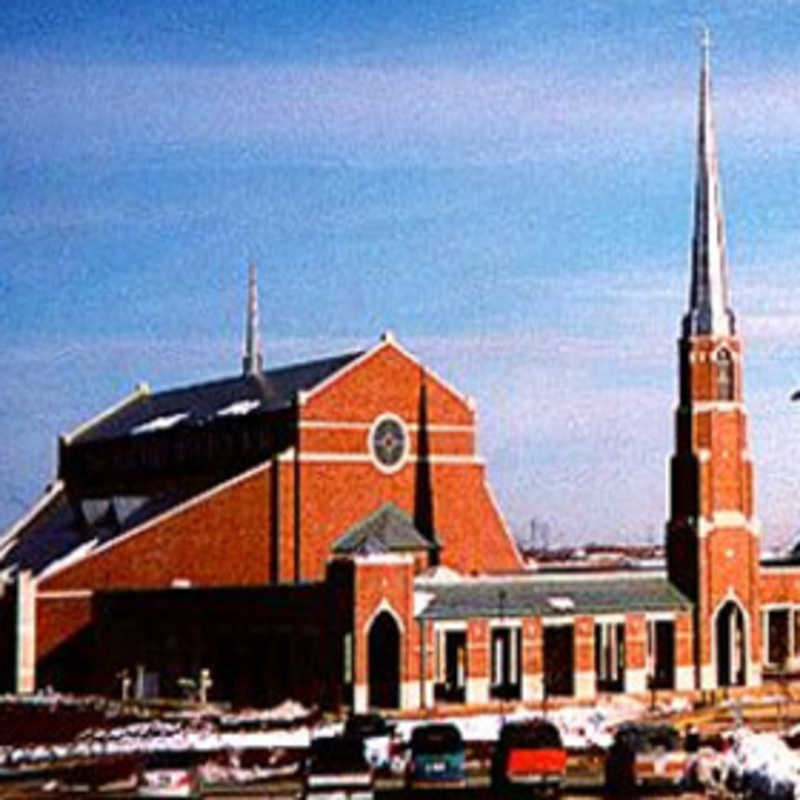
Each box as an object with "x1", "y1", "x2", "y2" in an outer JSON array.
[
  {"x1": 466, "y1": 677, "x2": 489, "y2": 705},
  {"x1": 37, "y1": 589, "x2": 93, "y2": 600},
  {"x1": 488, "y1": 618, "x2": 522, "y2": 629},
  {"x1": 353, "y1": 683, "x2": 368, "y2": 713},
  {"x1": 0, "y1": 480, "x2": 65, "y2": 561},
  {"x1": 519, "y1": 569, "x2": 667, "y2": 583},
  {"x1": 16, "y1": 571, "x2": 36, "y2": 694},
  {"x1": 697, "y1": 448, "x2": 711, "y2": 464},
  {"x1": 363, "y1": 598, "x2": 405, "y2": 636},
  {"x1": 692, "y1": 401, "x2": 743, "y2": 413},
  {"x1": 675, "y1": 665, "x2": 695, "y2": 691},
  {"x1": 60, "y1": 383, "x2": 150, "y2": 445},
  {"x1": 367, "y1": 413, "x2": 411, "y2": 475},
  {"x1": 353, "y1": 554, "x2": 413, "y2": 567},
  {"x1": 300, "y1": 420, "x2": 474, "y2": 433},
  {"x1": 522, "y1": 673, "x2": 544, "y2": 702},
  {"x1": 38, "y1": 459, "x2": 274, "y2": 584},
  {"x1": 760, "y1": 563, "x2": 800, "y2": 575},
  {"x1": 401, "y1": 681, "x2": 420, "y2": 710},
  {"x1": 433, "y1": 620, "x2": 468, "y2": 632},
  {"x1": 294, "y1": 452, "x2": 484, "y2": 466},
  {"x1": 749, "y1": 661, "x2": 762, "y2": 687},
  {"x1": 542, "y1": 616, "x2": 574, "y2": 626},
  {"x1": 644, "y1": 611, "x2": 677, "y2": 622},
  {"x1": 700, "y1": 663, "x2": 715, "y2": 690},
  {"x1": 575, "y1": 670, "x2": 595, "y2": 699},
  {"x1": 592, "y1": 613, "x2": 627, "y2": 624},
  {"x1": 624, "y1": 667, "x2": 647, "y2": 694}
]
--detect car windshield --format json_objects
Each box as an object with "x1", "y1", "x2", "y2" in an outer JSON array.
[
  {"x1": 344, "y1": 714, "x2": 388, "y2": 738},
  {"x1": 617, "y1": 724, "x2": 679, "y2": 752},
  {"x1": 411, "y1": 724, "x2": 463, "y2": 755},
  {"x1": 501, "y1": 721, "x2": 562, "y2": 749},
  {"x1": 310, "y1": 737, "x2": 368, "y2": 772}
]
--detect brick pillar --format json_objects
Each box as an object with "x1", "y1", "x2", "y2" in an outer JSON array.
[
  {"x1": 521, "y1": 617, "x2": 543, "y2": 701},
  {"x1": 675, "y1": 611, "x2": 695, "y2": 690},
  {"x1": 16, "y1": 570, "x2": 35, "y2": 694},
  {"x1": 574, "y1": 616, "x2": 595, "y2": 699},
  {"x1": 418, "y1": 620, "x2": 435, "y2": 708},
  {"x1": 624, "y1": 613, "x2": 647, "y2": 693},
  {"x1": 466, "y1": 618, "x2": 489, "y2": 705}
]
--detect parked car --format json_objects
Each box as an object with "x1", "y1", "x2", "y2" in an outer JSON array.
[
  {"x1": 605, "y1": 722, "x2": 687, "y2": 794},
  {"x1": 407, "y1": 723, "x2": 466, "y2": 790},
  {"x1": 304, "y1": 735, "x2": 374, "y2": 800},
  {"x1": 343, "y1": 712, "x2": 397, "y2": 770},
  {"x1": 491, "y1": 719, "x2": 566, "y2": 796},
  {"x1": 137, "y1": 751, "x2": 202, "y2": 798}
]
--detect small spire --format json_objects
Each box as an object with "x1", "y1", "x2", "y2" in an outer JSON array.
[
  {"x1": 242, "y1": 262, "x2": 263, "y2": 376},
  {"x1": 683, "y1": 28, "x2": 736, "y2": 338}
]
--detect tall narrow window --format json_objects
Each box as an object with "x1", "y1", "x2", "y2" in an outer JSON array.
[{"x1": 716, "y1": 348, "x2": 734, "y2": 401}]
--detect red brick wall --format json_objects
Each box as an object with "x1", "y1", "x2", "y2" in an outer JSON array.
[
  {"x1": 37, "y1": 596, "x2": 92, "y2": 659},
  {"x1": 39, "y1": 465, "x2": 273, "y2": 592},
  {"x1": 625, "y1": 614, "x2": 647, "y2": 670},
  {"x1": 522, "y1": 618, "x2": 542, "y2": 676},
  {"x1": 675, "y1": 612, "x2": 693, "y2": 667},
  {"x1": 303, "y1": 343, "x2": 473, "y2": 426},
  {"x1": 467, "y1": 619, "x2": 489, "y2": 680},
  {"x1": 574, "y1": 616, "x2": 594, "y2": 674},
  {"x1": 352, "y1": 558, "x2": 416, "y2": 687},
  {"x1": 760, "y1": 569, "x2": 800, "y2": 605}
]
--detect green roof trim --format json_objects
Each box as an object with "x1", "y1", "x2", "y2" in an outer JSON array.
[
  {"x1": 417, "y1": 576, "x2": 692, "y2": 619},
  {"x1": 332, "y1": 502, "x2": 438, "y2": 555}
]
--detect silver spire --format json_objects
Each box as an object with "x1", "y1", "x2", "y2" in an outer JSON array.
[
  {"x1": 242, "y1": 262, "x2": 264, "y2": 375},
  {"x1": 683, "y1": 29, "x2": 736, "y2": 338}
]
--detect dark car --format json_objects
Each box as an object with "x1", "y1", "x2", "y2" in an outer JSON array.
[
  {"x1": 491, "y1": 719, "x2": 566, "y2": 797},
  {"x1": 304, "y1": 735, "x2": 374, "y2": 800},
  {"x1": 343, "y1": 713, "x2": 397, "y2": 770},
  {"x1": 605, "y1": 723, "x2": 687, "y2": 795},
  {"x1": 407, "y1": 723, "x2": 466, "y2": 790}
]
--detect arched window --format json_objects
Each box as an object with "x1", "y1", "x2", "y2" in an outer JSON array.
[{"x1": 716, "y1": 348, "x2": 734, "y2": 401}]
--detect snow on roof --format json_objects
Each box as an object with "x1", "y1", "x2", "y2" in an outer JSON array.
[
  {"x1": 216, "y1": 399, "x2": 261, "y2": 417},
  {"x1": 415, "y1": 565, "x2": 463, "y2": 585},
  {"x1": 130, "y1": 412, "x2": 188, "y2": 435},
  {"x1": 547, "y1": 596, "x2": 575, "y2": 611},
  {"x1": 37, "y1": 538, "x2": 98, "y2": 580}
]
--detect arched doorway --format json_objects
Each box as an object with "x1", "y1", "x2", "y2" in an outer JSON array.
[
  {"x1": 716, "y1": 600, "x2": 746, "y2": 687},
  {"x1": 368, "y1": 611, "x2": 400, "y2": 709}
]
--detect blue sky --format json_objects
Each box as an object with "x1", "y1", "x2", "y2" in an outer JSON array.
[{"x1": 2, "y1": 1, "x2": 800, "y2": 548}]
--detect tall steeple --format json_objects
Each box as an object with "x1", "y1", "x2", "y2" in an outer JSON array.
[
  {"x1": 242, "y1": 262, "x2": 264, "y2": 376},
  {"x1": 667, "y1": 32, "x2": 762, "y2": 691},
  {"x1": 683, "y1": 29, "x2": 736, "y2": 338}
]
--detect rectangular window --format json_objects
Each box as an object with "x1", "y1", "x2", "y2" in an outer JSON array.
[
  {"x1": 794, "y1": 610, "x2": 800, "y2": 658},
  {"x1": 343, "y1": 632, "x2": 353, "y2": 683},
  {"x1": 768, "y1": 610, "x2": 790, "y2": 666}
]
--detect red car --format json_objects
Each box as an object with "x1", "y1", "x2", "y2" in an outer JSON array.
[{"x1": 491, "y1": 720, "x2": 566, "y2": 796}]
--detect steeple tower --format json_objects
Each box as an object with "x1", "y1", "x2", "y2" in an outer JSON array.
[
  {"x1": 242, "y1": 262, "x2": 264, "y2": 376},
  {"x1": 684, "y1": 29, "x2": 736, "y2": 338},
  {"x1": 666, "y1": 34, "x2": 761, "y2": 691}
]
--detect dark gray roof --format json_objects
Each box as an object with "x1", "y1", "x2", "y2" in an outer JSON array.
[
  {"x1": 332, "y1": 503, "x2": 437, "y2": 555},
  {"x1": 417, "y1": 575, "x2": 691, "y2": 619},
  {"x1": 74, "y1": 351, "x2": 363, "y2": 444},
  {"x1": 0, "y1": 486, "x2": 192, "y2": 577}
]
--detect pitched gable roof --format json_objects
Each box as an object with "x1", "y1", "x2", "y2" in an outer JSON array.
[
  {"x1": 417, "y1": 574, "x2": 691, "y2": 619},
  {"x1": 332, "y1": 503, "x2": 438, "y2": 555},
  {"x1": 72, "y1": 351, "x2": 364, "y2": 444}
]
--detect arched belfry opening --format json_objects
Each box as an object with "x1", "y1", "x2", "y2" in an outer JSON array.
[
  {"x1": 368, "y1": 611, "x2": 400, "y2": 709},
  {"x1": 716, "y1": 599, "x2": 747, "y2": 687},
  {"x1": 716, "y1": 347, "x2": 734, "y2": 401}
]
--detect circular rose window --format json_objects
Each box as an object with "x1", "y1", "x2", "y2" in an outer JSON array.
[{"x1": 368, "y1": 413, "x2": 409, "y2": 473}]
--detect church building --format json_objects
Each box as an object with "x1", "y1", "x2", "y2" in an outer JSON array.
[{"x1": 2, "y1": 42, "x2": 799, "y2": 710}]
